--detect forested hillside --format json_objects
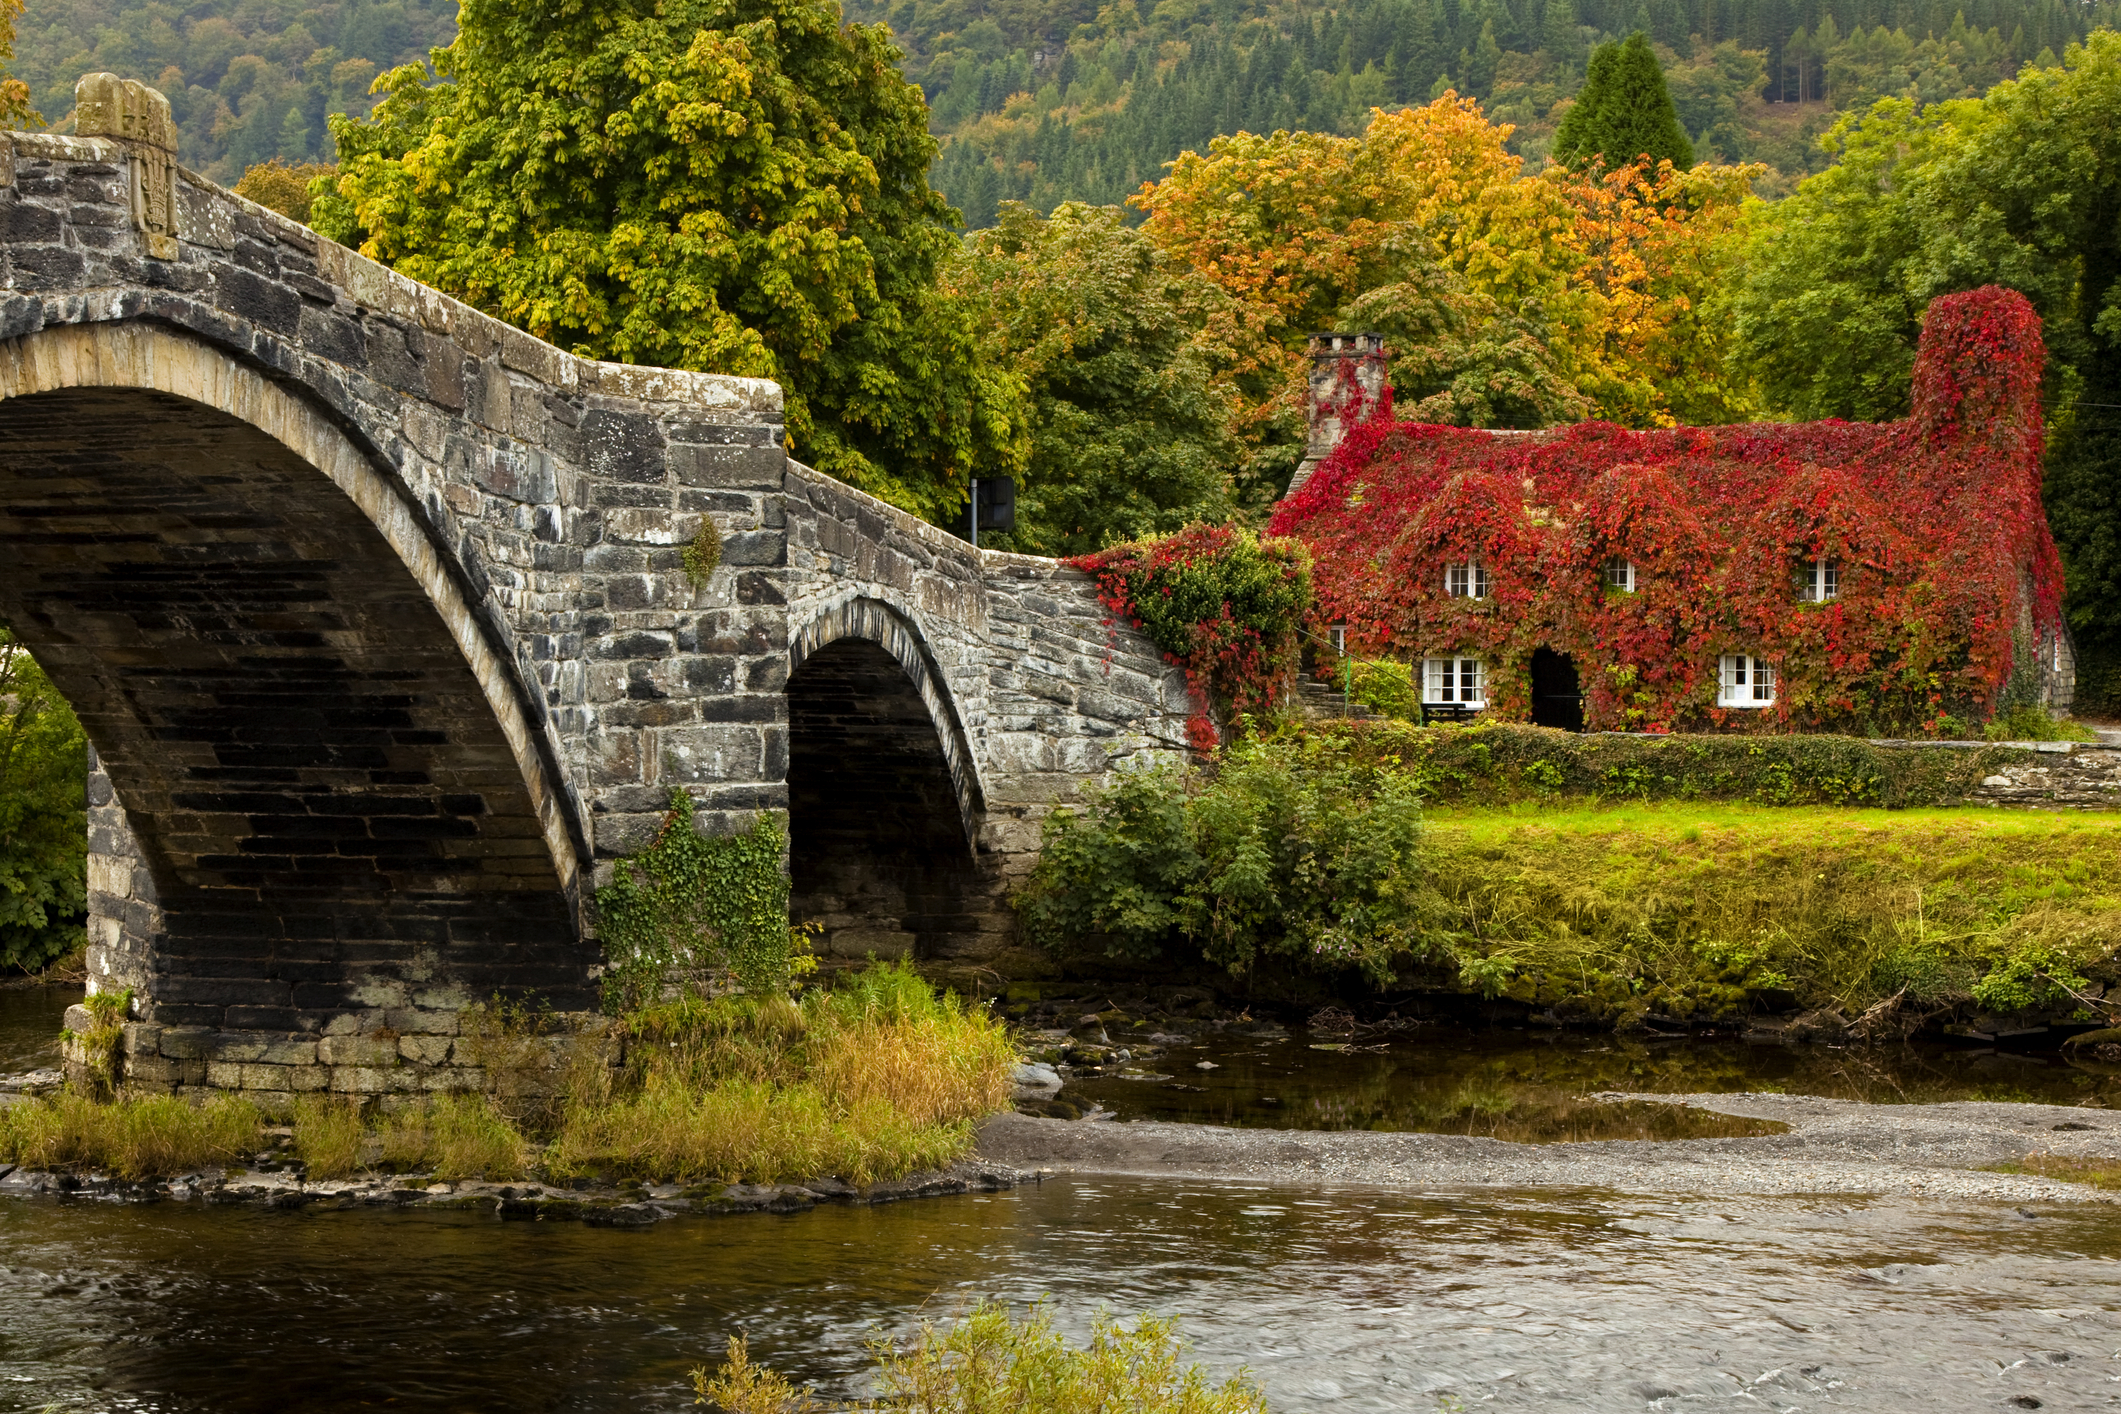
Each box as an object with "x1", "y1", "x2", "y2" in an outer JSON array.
[
  {"x1": 11, "y1": 0, "x2": 453, "y2": 180},
  {"x1": 846, "y1": 0, "x2": 2121, "y2": 222}
]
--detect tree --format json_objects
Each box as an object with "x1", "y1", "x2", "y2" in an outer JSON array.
[
  {"x1": 1553, "y1": 32, "x2": 1696, "y2": 172},
  {"x1": 0, "y1": 629, "x2": 86, "y2": 974},
  {"x1": 950, "y1": 202, "x2": 1243, "y2": 553},
  {"x1": 312, "y1": 0, "x2": 1023, "y2": 521},
  {"x1": 1133, "y1": 96, "x2": 1754, "y2": 446},
  {"x1": 0, "y1": 0, "x2": 33, "y2": 129},
  {"x1": 1729, "y1": 34, "x2": 2121, "y2": 668},
  {"x1": 235, "y1": 157, "x2": 337, "y2": 224},
  {"x1": 1337, "y1": 232, "x2": 1590, "y2": 430}
]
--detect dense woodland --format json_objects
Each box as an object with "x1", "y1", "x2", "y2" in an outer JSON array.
[
  {"x1": 852, "y1": 0, "x2": 2121, "y2": 221},
  {"x1": 6, "y1": 0, "x2": 2118, "y2": 198},
  {"x1": 10, "y1": 0, "x2": 452, "y2": 179}
]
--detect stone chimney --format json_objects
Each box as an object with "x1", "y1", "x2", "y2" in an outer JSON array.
[{"x1": 1286, "y1": 332, "x2": 1387, "y2": 499}]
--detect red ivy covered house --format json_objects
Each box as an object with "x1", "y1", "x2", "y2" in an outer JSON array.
[{"x1": 1268, "y1": 289, "x2": 2075, "y2": 735}]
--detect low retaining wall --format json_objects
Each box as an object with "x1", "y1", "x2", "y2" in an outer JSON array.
[
  {"x1": 1961, "y1": 741, "x2": 2121, "y2": 808},
  {"x1": 65, "y1": 1004, "x2": 607, "y2": 1113}
]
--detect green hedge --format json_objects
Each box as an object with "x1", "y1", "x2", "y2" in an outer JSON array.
[{"x1": 1322, "y1": 720, "x2": 2037, "y2": 809}]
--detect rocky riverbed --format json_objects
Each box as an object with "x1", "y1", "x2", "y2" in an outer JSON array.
[
  {"x1": 979, "y1": 1090, "x2": 2121, "y2": 1201},
  {"x1": 0, "y1": 1150, "x2": 1025, "y2": 1220}
]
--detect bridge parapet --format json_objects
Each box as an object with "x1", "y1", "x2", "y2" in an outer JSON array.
[{"x1": 1, "y1": 81, "x2": 1188, "y2": 1104}]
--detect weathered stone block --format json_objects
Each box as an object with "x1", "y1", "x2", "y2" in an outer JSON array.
[
  {"x1": 318, "y1": 1035, "x2": 401, "y2": 1068},
  {"x1": 398, "y1": 1034, "x2": 453, "y2": 1066},
  {"x1": 328, "y1": 1066, "x2": 399, "y2": 1094}
]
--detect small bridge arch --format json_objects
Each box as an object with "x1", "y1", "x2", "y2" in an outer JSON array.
[{"x1": 786, "y1": 597, "x2": 985, "y2": 961}]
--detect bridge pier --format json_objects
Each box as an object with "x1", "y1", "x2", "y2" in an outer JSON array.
[{"x1": 0, "y1": 79, "x2": 1189, "y2": 1106}]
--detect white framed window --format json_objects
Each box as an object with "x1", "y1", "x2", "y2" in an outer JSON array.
[
  {"x1": 1604, "y1": 557, "x2": 1636, "y2": 592},
  {"x1": 1423, "y1": 657, "x2": 1487, "y2": 707},
  {"x1": 1444, "y1": 561, "x2": 1491, "y2": 599},
  {"x1": 1798, "y1": 557, "x2": 1839, "y2": 602},
  {"x1": 1717, "y1": 654, "x2": 1776, "y2": 708},
  {"x1": 1327, "y1": 624, "x2": 1347, "y2": 654}
]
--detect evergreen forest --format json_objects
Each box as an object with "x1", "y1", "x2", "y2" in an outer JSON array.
[
  {"x1": 858, "y1": 0, "x2": 2121, "y2": 223},
  {"x1": 10, "y1": 0, "x2": 453, "y2": 180}
]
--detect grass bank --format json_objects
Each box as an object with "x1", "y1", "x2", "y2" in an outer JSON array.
[
  {"x1": 1424, "y1": 803, "x2": 2121, "y2": 1026},
  {"x1": 1, "y1": 962, "x2": 1014, "y2": 1183},
  {"x1": 1018, "y1": 722, "x2": 2121, "y2": 1027}
]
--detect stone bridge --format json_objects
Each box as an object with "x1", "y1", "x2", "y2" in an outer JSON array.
[{"x1": 0, "y1": 81, "x2": 1188, "y2": 1099}]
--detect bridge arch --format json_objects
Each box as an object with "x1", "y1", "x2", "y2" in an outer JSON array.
[
  {"x1": 785, "y1": 597, "x2": 985, "y2": 960},
  {"x1": 0, "y1": 322, "x2": 592, "y2": 1026}
]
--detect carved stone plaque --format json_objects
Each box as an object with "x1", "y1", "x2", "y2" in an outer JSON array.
[{"x1": 75, "y1": 72, "x2": 179, "y2": 260}]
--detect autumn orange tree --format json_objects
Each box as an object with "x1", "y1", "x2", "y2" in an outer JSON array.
[
  {"x1": 1556, "y1": 158, "x2": 1764, "y2": 427},
  {"x1": 1131, "y1": 94, "x2": 1761, "y2": 472}
]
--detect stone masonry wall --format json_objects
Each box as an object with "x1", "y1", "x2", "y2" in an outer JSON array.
[{"x1": 0, "y1": 103, "x2": 1190, "y2": 1104}]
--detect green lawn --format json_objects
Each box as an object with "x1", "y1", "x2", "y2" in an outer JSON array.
[{"x1": 1417, "y1": 802, "x2": 2121, "y2": 1025}]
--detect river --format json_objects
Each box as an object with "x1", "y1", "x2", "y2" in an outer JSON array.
[{"x1": 6, "y1": 986, "x2": 2119, "y2": 1412}]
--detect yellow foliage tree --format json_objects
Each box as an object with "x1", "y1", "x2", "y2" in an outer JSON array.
[{"x1": 1132, "y1": 94, "x2": 1761, "y2": 442}]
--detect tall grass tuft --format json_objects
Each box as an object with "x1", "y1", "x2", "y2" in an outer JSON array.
[
  {"x1": 552, "y1": 960, "x2": 1013, "y2": 1185},
  {"x1": 10, "y1": 963, "x2": 1009, "y2": 1186},
  {"x1": 0, "y1": 1091, "x2": 260, "y2": 1178},
  {"x1": 292, "y1": 1095, "x2": 367, "y2": 1179},
  {"x1": 377, "y1": 1094, "x2": 530, "y2": 1180},
  {"x1": 695, "y1": 1301, "x2": 1270, "y2": 1414}
]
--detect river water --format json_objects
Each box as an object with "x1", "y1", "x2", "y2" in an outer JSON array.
[{"x1": 7, "y1": 987, "x2": 2121, "y2": 1412}]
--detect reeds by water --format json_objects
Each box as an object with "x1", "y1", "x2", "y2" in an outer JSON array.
[{"x1": 2, "y1": 961, "x2": 1014, "y2": 1186}]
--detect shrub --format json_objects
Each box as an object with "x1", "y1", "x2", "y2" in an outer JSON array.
[
  {"x1": 1019, "y1": 731, "x2": 1431, "y2": 984},
  {"x1": 1325, "y1": 719, "x2": 2034, "y2": 809},
  {"x1": 1984, "y1": 705, "x2": 2098, "y2": 742},
  {"x1": 1317, "y1": 657, "x2": 1420, "y2": 719},
  {"x1": 694, "y1": 1301, "x2": 1269, "y2": 1414},
  {"x1": 1067, "y1": 524, "x2": 1312, "y2": 746}
]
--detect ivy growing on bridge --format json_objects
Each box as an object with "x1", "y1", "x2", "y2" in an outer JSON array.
[
  {"x1": 1067, "y1": 523, "x2": 1313, "y2": 749},
  {"x1": 594, "y1": 791, "x2": 802, "y2": 1012}
]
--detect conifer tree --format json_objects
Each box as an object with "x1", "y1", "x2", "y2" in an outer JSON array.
[{"x1": 1553, "y1": 32, "x2": 1695, "y2": 171}]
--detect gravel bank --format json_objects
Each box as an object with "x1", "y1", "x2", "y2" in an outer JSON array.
[
  {"x1": 978, "y1": 1091, "x2": 2121, "y2": 1201},
  {"x1": 0, "y1": 1156, "x2": 1025, "y2": 1220}
]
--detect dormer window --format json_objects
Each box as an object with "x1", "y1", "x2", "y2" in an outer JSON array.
[
  {"x1": 1798, "y1": 557, "x2": 1839, "y2": 602},
  {"x1": 1445, "y1": 561, "x2": 1490, "y2": 599},
  {"x1": 1717, "y1": 654, "x2": 1776, "y2": 708},
  {"x1": 1604, "y1": 558, "x2": 1636, "y2": 592}
]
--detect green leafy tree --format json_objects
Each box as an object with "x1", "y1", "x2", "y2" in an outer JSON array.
[
  {"x1": 1338, "y1": 232, "x2": 1591, "y2": 429},
  {"x1": 312, "y1": 0, "x2": 1023, "y2": 519},
  {"x1": 1552, "y1": 32, "x2": 1695, "y2": 171},
  {"x1": 952, "y1": 202, "x2": 1242, "y2": 553},
  {"x1": 0, "y1": 629, "x2": 86, "y2": 974},
  {"x1": 1730, "y1": 34, "x2": 2121, "y2": 670},
  {"x1": 1725, "y1": 99, "x2": 1938, "y2": 423}
]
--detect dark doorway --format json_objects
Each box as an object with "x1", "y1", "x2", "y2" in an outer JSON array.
[
  {"x1": 1529, "y1": 648, "x2": 1584, "y2": 730},
  {"x1": 786, "y1": 638, "x2": 978, "y2": 964}
]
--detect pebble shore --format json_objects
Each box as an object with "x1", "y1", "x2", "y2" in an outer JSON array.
[{"x1": 977, "y1": 1091, "x2": 2121, "y2": 1202}]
